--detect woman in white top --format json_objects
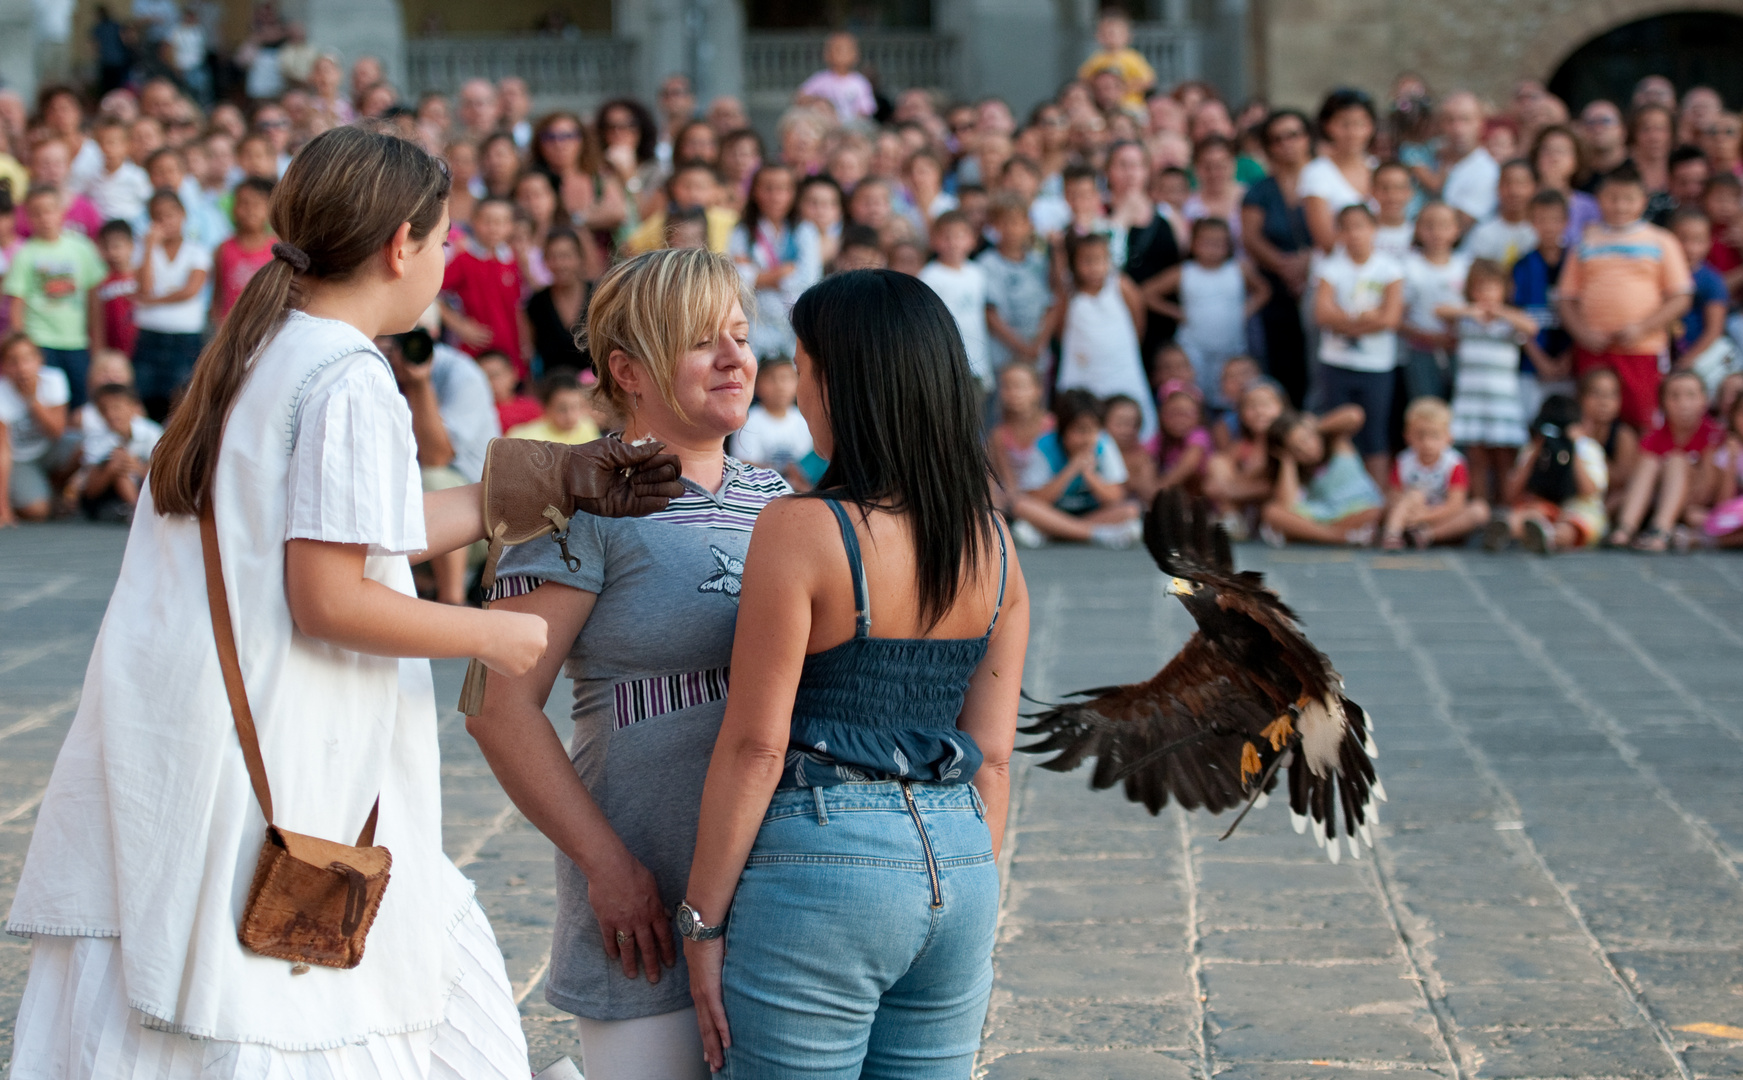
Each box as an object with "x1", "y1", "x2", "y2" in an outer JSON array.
[
  {"x1": 5, "y1": 126, "x2": 679, "y2": 1080},
  {"x1": 1299, "y1": 89, "x2": 1380, "y2": 254},
  {"x1": 1182, "y1": 135, "x2": 1247, "y2": 247},
  {"x1": 132, "y1": 188, "x2": 212, "y2": 421}
]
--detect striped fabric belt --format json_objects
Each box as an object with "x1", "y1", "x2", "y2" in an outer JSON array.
[{"x1": 613, "y1": 666, "x2": 731, "y2": 730}]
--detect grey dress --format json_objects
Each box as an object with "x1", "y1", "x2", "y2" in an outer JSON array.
[{"x1": 490, "y1": 456, "x2": 789, "y2": 1020}]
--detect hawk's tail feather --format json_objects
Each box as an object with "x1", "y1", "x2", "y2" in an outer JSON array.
[{"x1": 1288, "y1": 698, "x2": 1380, "y2": 863}]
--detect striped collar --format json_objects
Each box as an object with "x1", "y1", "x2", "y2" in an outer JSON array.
[{"x1": 652, "y1": 454, "x2": 789, "y2": 533}]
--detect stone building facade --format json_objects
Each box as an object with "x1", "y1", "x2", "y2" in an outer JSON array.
[{"x1": 1257, "y1": 0, "x2": 1743, "y2": 109}]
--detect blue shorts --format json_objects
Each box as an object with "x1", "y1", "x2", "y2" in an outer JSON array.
[{"x1": 1316, "y1": 364, "x2": 1394, "y2": 457}]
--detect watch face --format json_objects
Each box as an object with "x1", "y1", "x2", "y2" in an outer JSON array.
[{"x1": 677, "y1": 904, "x2": 697, "y2": 937}]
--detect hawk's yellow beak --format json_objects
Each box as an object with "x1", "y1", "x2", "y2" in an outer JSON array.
[{"x1": 1166, "y1": 576, "x2": 1197, "y2": 596}]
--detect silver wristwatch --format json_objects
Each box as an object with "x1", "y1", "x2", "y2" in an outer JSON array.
[{"x1": 676, "y1": 901, "x2": 725, "y2": 942}]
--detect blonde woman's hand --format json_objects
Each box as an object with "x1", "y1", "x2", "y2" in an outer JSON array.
[
  {"x1": 686, "y1": 937, "x2": 730, "y2": 1071},
  {"x1": 479, "y1": 609, "x2": 547, "y2": 677}
]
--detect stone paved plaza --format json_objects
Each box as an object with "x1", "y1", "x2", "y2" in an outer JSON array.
[{"x1": 3, "y1": 521, "x2": 1742, "y2": 1079}]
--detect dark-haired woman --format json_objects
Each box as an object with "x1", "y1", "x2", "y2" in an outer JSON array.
[
  {"x1": 682, "y1": 269, "x2": 1030, "y2": 1077},
  {"x1": 4, "y1": 124, "x2": 681, "y2": 1079},
  {"x1": 1300, "y1": 88, "x2": 1378, "y2": 254},
  {"x1": 597, "y1": 97, "x2": 663, "y2": 227},
  {"x1": 530, "y1": 110, "x2": 629, "y2": 237}
]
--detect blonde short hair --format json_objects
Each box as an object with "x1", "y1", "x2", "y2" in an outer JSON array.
[
  {"x1": 584, "y1": 248, "x2": 751, "y2": 422},
  {"x1": 1404, "y1": 396, "x2": 1452, "y2": 432}
]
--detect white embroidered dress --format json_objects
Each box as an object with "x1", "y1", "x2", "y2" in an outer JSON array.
[{"x1": 6, "y1": 311, "x2": 527, "y2": 1079}]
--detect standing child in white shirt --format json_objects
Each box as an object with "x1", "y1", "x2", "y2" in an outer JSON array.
[
  {"x1": 1141, "y1": 217, "x2": 1270, "y2": 408},
  {"x1": 918, "y1": 211, "x2": 992, "y2": 389},
  {"x1": 1461, "y1": 158, "x2": 1538, "y2": 268},
  {"x1": 130, "y1": 188, "x2": 212, "y2": 420},
  {"x1": 84, "y1": 118, "x2": 152, "y2": 232},
  {"x1": 1314, "y1": 203, "x2": 1405, "y2": 485},
  {"x1": 1400, "y1": 201, "x2": 1471, "y2": 404},
  {"x1": 1042, "y1": 231, "x2": 1157, "y2": 440},
  {"x1": 5, "y1": 126, "x2": 681, "y2": 1078},
  {"x1": 1371, "y1": 161, "x2": 1416, "y2": 261}
]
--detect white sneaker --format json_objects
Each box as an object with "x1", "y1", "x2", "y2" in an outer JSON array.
[
  {"x1": 1011, "y1": 519, "x2": 1047, "y2": 548},
  {"x1": 1090, "y1": 517, "x2": 1144, "y2": 549}
]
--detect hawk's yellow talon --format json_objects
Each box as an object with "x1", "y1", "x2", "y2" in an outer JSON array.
[
  {"x1": 1261, "y1": 715, "x2": 1295, "y2": 752},
  {"x1": 1240, "y1": 741, "x2": 1261, "y2": 783}
]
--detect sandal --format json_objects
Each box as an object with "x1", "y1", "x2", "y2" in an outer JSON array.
[
  {"x1": 1521, "y1": 515, "x2": 1556, "y2": 556},
  {"x1": 1482, "y1": 519, "x2": 1511, "y2": 552},
  {"x1": 1631, "y1": 528, "x2": 1668, "y2": 553}
]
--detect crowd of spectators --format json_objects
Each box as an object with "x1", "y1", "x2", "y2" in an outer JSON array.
[{"x1": 2, "y1": 5, "x2": 1742, "y2": 561}]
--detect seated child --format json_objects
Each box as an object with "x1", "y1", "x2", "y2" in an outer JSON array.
[
  {"x1": 1009, "y1": 388, "x2": 1143, "y2": 549},
  {"x1": 1209, "y1": 355, "x2": 1260, "y2": 449},
  {"x1": 78, "y1": 382, "x2": 161, "y2": 521},
  {"x1": 988, "y1": 363, "x2": 1053, "y2": 512},
  {"x1": 1690, "y1": 391, "x2": 1743, "y2": 548},
  {"x1": 1104, "y1": 393, "x2": 1161, "y2": 503},
  {"x1": 1151, "y1": 341, "x2": 1197, "y2": 397},
  {"x1": 504, "y1": 368, "x2": 602, "y2": 445},
  {"x1": 730, "y1": 356, "x2": 814, "y2": 481},
  {"x1": 1607, "y1": 370, "x2": 1720, "y2": 551},
  {"x1": 1381, "y1": 397, "x2": 1490, "y2": 549},
  {"x1": 1204, "y1": 378, "x2": 1287, "y2": 537},
  {"x1": 1576, "y1": 366, "x2": 1639, "y2": 519},
  {"x1": 478, "y1": 350, "x2": 541, "y2": 433},
  {"x1": 1260, "y1": 404, "x2": 1384, "y2": 547},
  {"x1": 0, "y1": 333, "x2": 75, "y2": 523},
  {"x1": 1154, "y1": 382, "x2": 1212, "y2": 494},
  {"x1": 1489, "y1": 394, "x2": 1608, "y2": 554}
]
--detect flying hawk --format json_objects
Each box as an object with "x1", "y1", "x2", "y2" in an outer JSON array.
[{"x1": 1019, "y1": 491, "x2": 1384, "y2": 861}]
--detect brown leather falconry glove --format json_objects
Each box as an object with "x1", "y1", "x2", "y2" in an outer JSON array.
[{"x1": 460, "y1": 437, "x2": 686, "y2": 715}]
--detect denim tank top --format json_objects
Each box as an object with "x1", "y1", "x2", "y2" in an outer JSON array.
[{"x1": 777, "y1": 497, "x2": 1008, "y2": 789}]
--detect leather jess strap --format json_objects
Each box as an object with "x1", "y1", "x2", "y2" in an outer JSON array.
[{"x1": 200, "y1": 503, "x2": 378, "y2": 846}]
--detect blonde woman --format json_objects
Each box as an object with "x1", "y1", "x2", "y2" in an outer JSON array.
[{"x1": 470, "y1": 249, "x2": 787, "y2": 1080}]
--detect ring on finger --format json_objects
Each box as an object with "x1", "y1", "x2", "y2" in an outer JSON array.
[{"x1": 616, "y1": 929, "x2": 628, "y2": 946}]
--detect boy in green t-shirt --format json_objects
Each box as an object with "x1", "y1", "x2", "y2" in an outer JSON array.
[{"x1": 4, "y1": 186, "x2": 106, "y2": 408}]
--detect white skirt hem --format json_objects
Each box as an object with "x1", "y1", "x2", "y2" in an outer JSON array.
[{"x1": 6, "y1": 900, "x2": 529, "y2": 1080}]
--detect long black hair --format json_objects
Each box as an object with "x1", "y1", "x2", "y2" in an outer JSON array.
[{"x1": 790, "y1": 270, "x2": 996, "y2": 629}]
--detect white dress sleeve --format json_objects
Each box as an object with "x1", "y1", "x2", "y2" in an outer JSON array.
[{"x1": 285, "y1": 353, "x2": 428, "y2": 556}]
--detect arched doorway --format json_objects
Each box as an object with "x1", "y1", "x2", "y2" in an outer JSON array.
[{"x1": 1549, "y1": 11, "x2": 1743, "y2": 111}]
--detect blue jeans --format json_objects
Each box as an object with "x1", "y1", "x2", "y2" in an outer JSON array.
[
  {"x1": 721, "y1": 781, "x2": 998, "y2": 1079},
  {"x1": 133, "y1": 330, "x2": 205, "y2": 421},
  {"x1": 40, "y1": 347, "x2": 90, "y2": 410}
]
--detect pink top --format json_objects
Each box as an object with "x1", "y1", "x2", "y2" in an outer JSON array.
[
  {"x1": 1160, "y1": 427, "x2": 1213, "y2": 474},
  {"x1": 214, "y1": 237, "x2": 275, "y2": 323}
]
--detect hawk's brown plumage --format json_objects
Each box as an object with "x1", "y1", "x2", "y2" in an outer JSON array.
[{"x1": 1020, "y1": 491, "x2": 1384, "y2": 860}]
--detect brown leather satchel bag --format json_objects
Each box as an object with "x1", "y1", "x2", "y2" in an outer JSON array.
[{"x1": 201, "y1": 505, "x2": 391, "y2": 970}]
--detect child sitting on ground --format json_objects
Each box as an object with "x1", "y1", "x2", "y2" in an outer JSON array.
[
  {"x1": 1260, "y1": 404, "x2": 1383, "y2": 547},
  {"x1": 1606, "y1": 370, "x2": 1720, "y2": 551},
  {"x1": 1154, "y1": 382, "x2": 1212, "y2": 494},
  {"x1": 1209, "y1": 355, "x2": 1260, "y2": 449},
  {"x1": 78, "y1": 382, "x2": 161, "y2": 521},
  {"x1": 1009, "y1": 388, "x2": 1143, "y2": 549},
  {"x1": 1205, "y1": 378, "x2": 1287, "y2": 537},
  {"x1": 1578, "y1": 367, "x2": 1639, "y2": 519},
  {"x1": 1690, "y1": 391, "x2": 1743, "y2": 548},
  {"x1": 988, "y1": 363, "x2": 1053, "y2": 511},
  {"x1": 1437, "y1": 257, "x2": 1536, "y2": 502},
  {"x1": 1104, "y1": 393, "x2": 1161, "y2": 502},
  {"x1": 0, "y1": 333, "x2": 74, "y2": 524},
  {"x1": 1489, "y1": 394, "x2": 1608, "y2": 554},
  {"x1": 478, "y1": 350, "x2": 541, "y2": 433},
  {"x1": 504, "y1": 367, "x2": 601, "y2": 445},
  {"x1": 1381, "y1": 397, "x2": 1489, "y2": 548},
  {"x1": 730, "y1": 356, "x2": 813, "y2": 480}
]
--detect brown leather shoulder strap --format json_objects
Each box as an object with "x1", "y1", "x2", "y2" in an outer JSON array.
[{"x1": 200, "y1": 503, "x2": 275, "y2": 824}]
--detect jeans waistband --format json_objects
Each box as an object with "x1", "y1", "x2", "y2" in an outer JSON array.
[{"x1": 764, "y1": 780, "x2": 981, "y2": 822}]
